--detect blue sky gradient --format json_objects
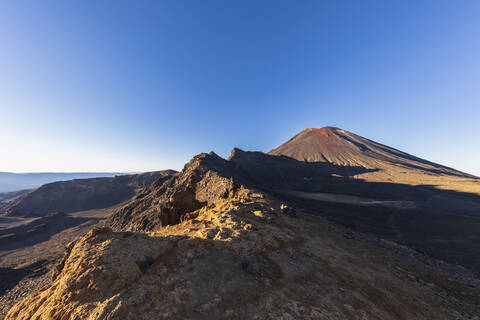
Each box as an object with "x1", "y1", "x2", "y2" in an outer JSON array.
[{"x1": 1, "y1": 1, "x2": 479, "y2": 174}]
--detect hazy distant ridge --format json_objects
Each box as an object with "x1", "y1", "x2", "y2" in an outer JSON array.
[{"x1": 0, "y1": 172, "x2": 126, "y2": 193}]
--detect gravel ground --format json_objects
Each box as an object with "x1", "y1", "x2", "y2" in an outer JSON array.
[
  {"x1": 0, "y1": 207, "x2": 116, "y2": 319},
  {"x1": 0, "y1": 267, "x2": 51, "y2": 319}
]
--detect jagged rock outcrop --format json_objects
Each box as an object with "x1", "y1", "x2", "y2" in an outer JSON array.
[
  {"x1": 109, "y1": 148, "x2": 378, "y2": 233},
  {"x1": 6, "y1": 188, "x2": 480, "y2": 319},
  {"x1": 0, "y1": 170, "x2": 176, "y2": 217},
  {"x1": 109, "y1": 152, "x2": 248, "y2": 232}
]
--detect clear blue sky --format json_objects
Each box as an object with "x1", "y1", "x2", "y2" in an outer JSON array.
[{"x1": 1, "y1": 1, "x2": 479, "y2": 174}]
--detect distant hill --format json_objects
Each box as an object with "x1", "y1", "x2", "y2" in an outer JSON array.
[
  {"x1": 0, "y1": 172, "x2": 126, "y2": 193},
  {"x1": 0, "y1": 170, "x2": 176, "y2": 217},
  {"x1": 0, "y1": 189, "x2": 33, "y2": 204}
]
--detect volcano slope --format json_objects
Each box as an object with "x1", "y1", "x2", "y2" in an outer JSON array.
[
  {"x1": 6, "y1": 151, "x2": 480, "y2": 319},
  {"x1": 269, "y1": 127, "x2": 479, "y2": 194}
]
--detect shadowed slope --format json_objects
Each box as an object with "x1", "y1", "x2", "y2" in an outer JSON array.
[
  {"x1": 0, "y1": 170, "x2": 176, "y2": 217},
  {"x1": 0, "y1": 189, "x2": 32, "y2": 204}
]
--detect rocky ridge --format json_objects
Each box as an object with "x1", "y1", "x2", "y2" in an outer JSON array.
[
  {"x1": 6, "y1": 187, "x2": 480, "y2": 319},
  {"x1": 108, "y1": 148, "x2": 374, "y2": 233},
  {"x1": 109, "y1": 147, "x2": 480, "y2": 272},
  {"x1": 109, "y1": 152, "x2": 248, "y2": 232}
]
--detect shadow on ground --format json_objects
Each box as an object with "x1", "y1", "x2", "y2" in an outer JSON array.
[
  {"x1": 0, "y1": 259, "x2": 49, "y2": 295},
  {"x1": 227, "y1": 150, "x2": 480, "y2": 273},
  {"x1": 0, "y1": 212, "x2": 101, "y2": 251}
]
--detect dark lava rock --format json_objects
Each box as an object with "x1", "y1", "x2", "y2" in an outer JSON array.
[
  {"x1": 280, "y1": 204, "x2": 296, "y2": 217},
  {"x1": 136, "y1": 255, "x2": 154, "y2": 271}
]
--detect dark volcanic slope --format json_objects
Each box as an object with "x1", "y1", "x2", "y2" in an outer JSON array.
[
  {"x1": 0, "y1": 189, "x2": 32, "y2": 204},
  {"x1": 0, "y1": 170, "x2": 176, "y2": 217}
]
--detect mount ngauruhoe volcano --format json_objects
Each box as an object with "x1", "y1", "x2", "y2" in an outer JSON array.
[
  {"x1": 270, "y1": 127, "x2": 462, "y2": 174},
  {"x1": 3, "y1": 128, "x2": 480, "y2": 319},
  {"x1": 270, "y1": 127, "x2": 478, "y2": 193}
]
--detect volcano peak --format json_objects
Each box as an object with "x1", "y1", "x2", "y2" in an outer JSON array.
[{"x1": 269, "y1": 127, "x2": 471, "y2": 178}]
